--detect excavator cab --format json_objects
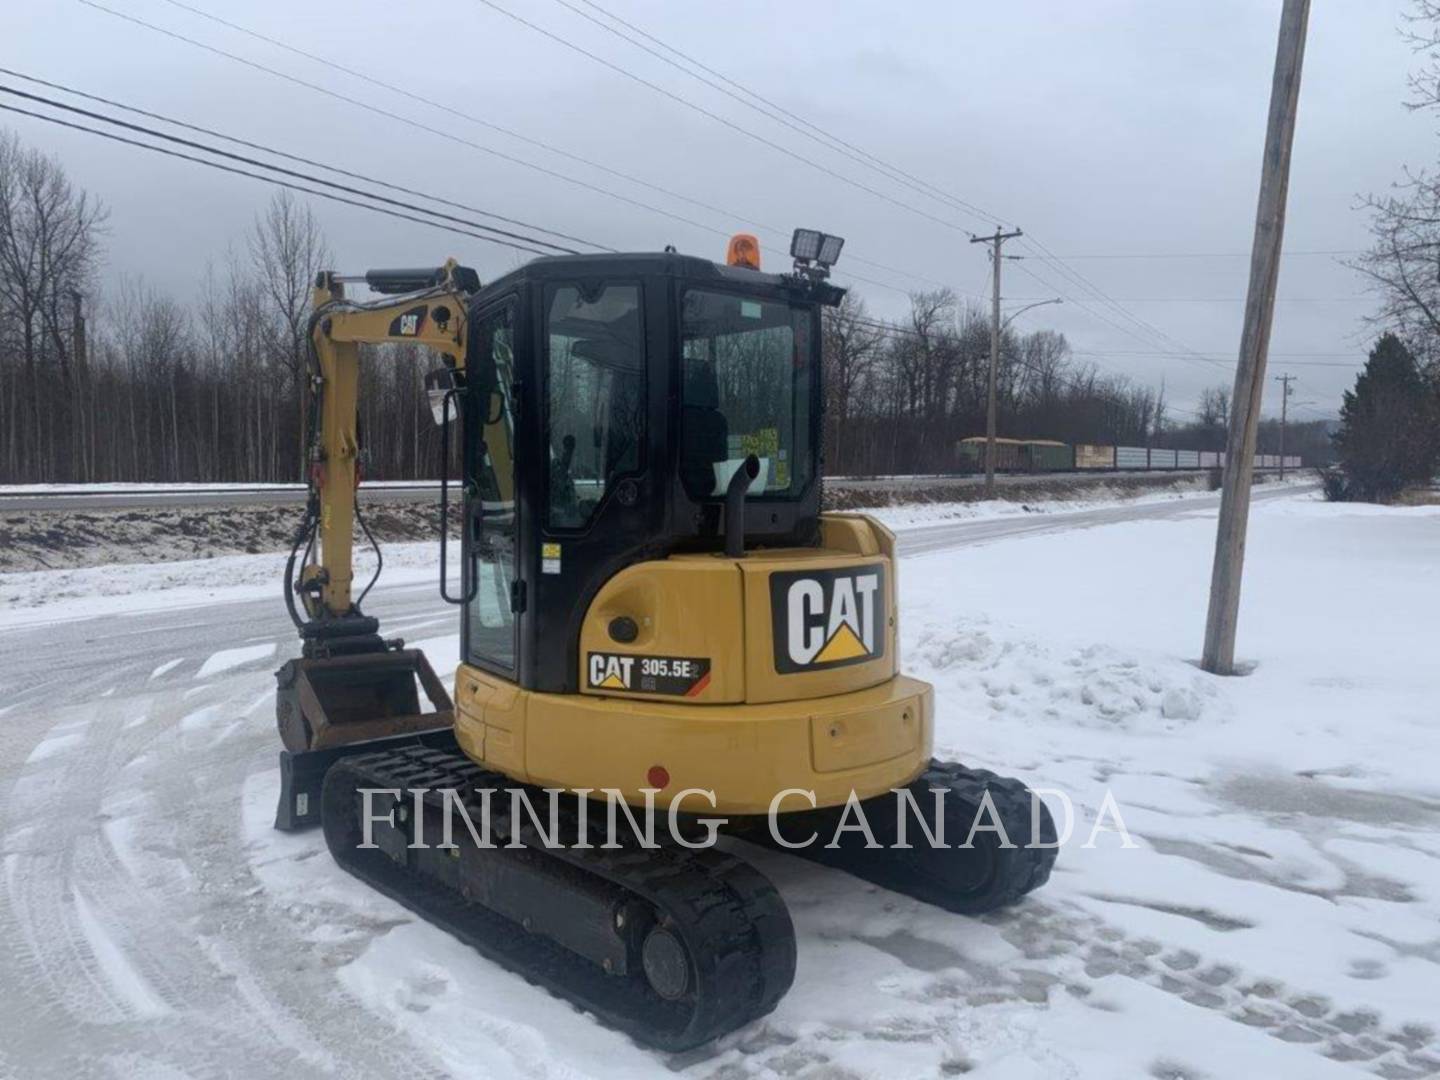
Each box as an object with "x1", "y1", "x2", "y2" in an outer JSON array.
[{"x1": 455, "y1": 251, "x2": 835, "y2": 693}]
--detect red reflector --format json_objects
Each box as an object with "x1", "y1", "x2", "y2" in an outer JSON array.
[{"x1": 646, "y1": 765, "x2": 670, "y2": 789}]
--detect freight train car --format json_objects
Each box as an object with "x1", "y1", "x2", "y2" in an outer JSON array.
[
  {"x1": 1074, "y1": 444, "x2": 1115, "y2": 470},
  {"x1": 957, "y1": 438, "x2": 1299, "y2": 475},
  {"x1": 957, "y1": 437, "x2": 1074, "y2": 473}
]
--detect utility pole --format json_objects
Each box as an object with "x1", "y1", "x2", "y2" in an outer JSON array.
[
  {"x1": 970, "y1": 226, "x2": 1023, "y2": 497},
  {"x1": 1202, "y1": 0, "x2": 1310, "y2": 675},
  {"x1": 1274, "y1": 372, "x2": 1294, "y2": 479}
]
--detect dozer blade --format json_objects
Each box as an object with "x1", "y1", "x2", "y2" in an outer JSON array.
[{"x1": 273, "y1": 647, "x2": 455, "y2": 833}]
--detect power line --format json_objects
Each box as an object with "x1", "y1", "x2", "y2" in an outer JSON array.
[
  {"x1": 1011, "y1": 295, "x2": 1372, "y2": 303},
  {"x1": 0, "y1": 68, "x2": 606, "y2": 253},
  {"x1": 535, "y1": 0, "x2": 1233, "y2": 375},
  {"x1": 79, "y1": 0, "x2": 945, "y2": 299},
  {"x1": 0, "y1": 99, "x2": 564, "y2": 258},
  {"x1": 1039, "y1": 249, "x2": 1361, "y2": 259},
  {"x1": 1072, "y1": 349, "x2": 1354, "y2": 356},
  {"x1": 0, "y1": 84, "x2": 583, "y2": 255},
  {"x1": 551, "y1": 0, "x2": 1001, "y2": 226},
  {"x1": 1019, "y1": 235, "x2": 1229, "y2": 370},
  {"x1": 470, "y1": 0, "x2": 987, "y2": 235},
  {"x1": 151, "y1": 0, "x2": 942, "y2": 291},
  {"x1": 1070, "y1": 351, "x2": 1359, "y2": 368},
  {"x1": 72, "y1": 1, "x2": 721, "y2": 243},
  {"x1": 66, "y1": 0, "x2": 1343, "y2": 370},
  {"x1": 1011, "y1": 260, "x2": 1228, "y2": 372},
  {"x1": 569, "y1": 0, "x2": 1035, "y2": 238}
]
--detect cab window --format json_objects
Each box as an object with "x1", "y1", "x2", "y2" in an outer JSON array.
[
  {"x1": 679, "y1": 289, "x2": 813, "y2": 499},
  {"x1": 544, "y1": 283, "x2": 645, "y2": 529}
]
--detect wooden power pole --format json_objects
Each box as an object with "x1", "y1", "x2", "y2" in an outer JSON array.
[
  {"x1": 971, "y1": 227, "x2": 1023, "y2": 497},
  {"x1": 1274, "y1": 372, "x2": 1294, "y2": 479},
  {"x1": 1202, "y1": 0, "x2": 1311, "y2": 675}
]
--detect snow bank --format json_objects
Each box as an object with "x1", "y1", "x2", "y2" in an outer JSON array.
[{"x1": 0, "y1": 542, "x2": 444, "y2": 629}]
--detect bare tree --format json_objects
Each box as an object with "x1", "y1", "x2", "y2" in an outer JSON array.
[
  {"x1": 1351, "y1": 174, "x2": 1440, "y2": 365},
  {"x1": 821, "y1": 292, "x2": 883, "y2": 427},
  {"x1": 250, "y1": 190, "x2": 329, "y2": 476},
  {"x1": 1400, "y1": 0, "x2": 1440, "y2": 112},
  {"x1": 0, "y1": 130, "x2": 106, "y2": 480},
  {"x1": 1349, "y1": 3, "x2": 1440, "y2": 366}
]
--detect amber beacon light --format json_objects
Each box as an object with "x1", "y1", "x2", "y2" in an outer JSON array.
[{"x1": 725, "y1": 233, "x2": 762, "y2": 270}]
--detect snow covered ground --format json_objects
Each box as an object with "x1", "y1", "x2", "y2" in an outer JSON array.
[{"x1": 1, "y1": 486, "x2": 1437, "y2": 1078}]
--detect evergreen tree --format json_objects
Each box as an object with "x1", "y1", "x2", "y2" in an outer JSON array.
[{"x1": 1333, "y1": 333, "x2": 1439, "y2": 500}]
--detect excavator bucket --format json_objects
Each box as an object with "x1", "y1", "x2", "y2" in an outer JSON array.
[{"x1": 273, "y1": 648, "x2": 455, "y2": 831}]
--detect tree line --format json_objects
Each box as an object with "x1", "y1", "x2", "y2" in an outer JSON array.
[
  {"x1": 0, "y1": 129, "x2": 444, "y2": 485},
  {"x1": 820, "y1": 291, "x2": 1330, "y2": 476},
  {"x1": 1, "y1": 127, "x2": 1334, "y2": 486}
]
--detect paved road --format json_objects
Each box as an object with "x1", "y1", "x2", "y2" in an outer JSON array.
[{"x1": 0, "y1": 470, "x2": 1243, "y2": 511}]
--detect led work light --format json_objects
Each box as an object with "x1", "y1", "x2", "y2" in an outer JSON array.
[{"x1": 789, "y1": 228, "x2": 845, "y2": 277}]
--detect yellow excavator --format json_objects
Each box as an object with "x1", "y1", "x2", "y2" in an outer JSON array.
[{"x1": 272, "y1": 230, "x2": 1055, "y2": 1050}]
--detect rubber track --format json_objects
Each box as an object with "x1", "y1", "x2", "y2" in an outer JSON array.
[
  {"x1": 322, "y1": 745, "x2": 795, "y2": 1051},
  {"x1": 746, "y1": 759, "x2": 1058, "y2": 915}
]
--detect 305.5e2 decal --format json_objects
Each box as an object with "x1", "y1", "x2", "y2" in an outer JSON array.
[{"x1": 587, "y1": 652, "x2": 712, "y2": 696}]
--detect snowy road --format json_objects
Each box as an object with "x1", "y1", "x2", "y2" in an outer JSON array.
[
  {"x1": 4, "y1": 481, "x2": 1437, "y2": 1079},
  {"x1": 0, "y1": 482, "x2": 1309, "y2": 712}
]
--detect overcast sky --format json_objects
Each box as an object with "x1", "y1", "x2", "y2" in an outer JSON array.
[{"x1": 5, "y1": 0, "x2": 1431, "y2": 420}]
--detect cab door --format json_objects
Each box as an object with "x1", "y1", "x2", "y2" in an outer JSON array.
[
  {"x1": 463, "y1": 299, "x2": 520, "y2": 677},
  {"x1": 525, "y1": 277, "x2": 661, "y2": 693}
]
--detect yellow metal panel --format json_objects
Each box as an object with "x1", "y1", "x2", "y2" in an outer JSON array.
[
  {"x1": 520, "y1": 674, "x2": 934, "y2": 813},
  {"x1": 577, "y1": 558, "x2": 747, "y2": 703},
  {"x1": 455, "y1": 665, "x2": 527, "y2": 774},
  {"x1": 810, "y1": 692, "x2": 921, "y2": 773},
  {"x1": 817, "y1": 514, "x2": 881, "y2": 557}
]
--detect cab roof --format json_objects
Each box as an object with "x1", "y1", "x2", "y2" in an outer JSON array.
[{"x1": 473, "y1": 250, "x2": 843, "y2": 307}]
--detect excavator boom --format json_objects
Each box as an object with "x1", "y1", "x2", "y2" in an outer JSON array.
[{"x1": 273, "y1": 261, "x2": 480, "y2": 811}]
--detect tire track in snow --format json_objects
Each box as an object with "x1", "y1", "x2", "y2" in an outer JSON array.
[
  {"x1": 982, "y1": 903, "x2": 1440, "y2": 1077},
  {"x1": 0, "y1": 678, "x2": 451, "y2": 1078}
]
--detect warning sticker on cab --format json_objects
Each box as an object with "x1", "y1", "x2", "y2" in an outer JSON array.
[{"x1": 587, "y1": 652, "x2": 712, "y2": 696}]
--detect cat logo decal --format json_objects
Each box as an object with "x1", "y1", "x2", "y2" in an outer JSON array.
[
  {"x1": 770, "y1": 565, "x2": 886, "y2": 674},
  {"x1": 388, "y1": 304, "x2": 427, "y2": 338}
]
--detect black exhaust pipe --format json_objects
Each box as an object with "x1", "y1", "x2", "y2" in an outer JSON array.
[{"x1": 724, "y1": 454, "x2": 761, "y2": 558}]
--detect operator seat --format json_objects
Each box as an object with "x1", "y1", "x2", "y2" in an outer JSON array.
[{"x1": 681, "y1": 359, "x2": 728, "y2": 496}]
